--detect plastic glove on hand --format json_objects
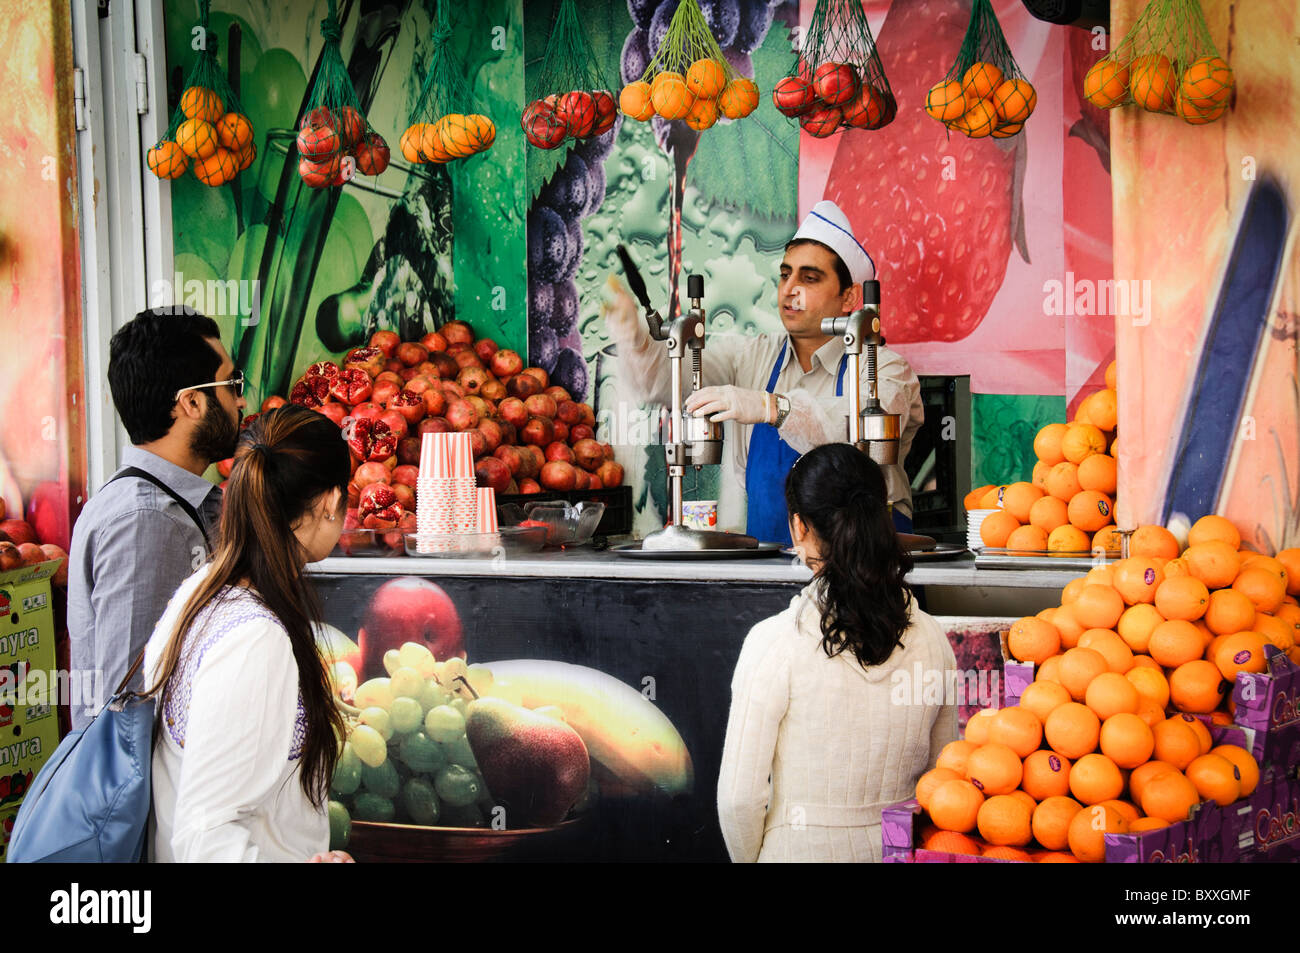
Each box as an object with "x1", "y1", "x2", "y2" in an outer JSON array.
[{"x1": 684, "y1": 385, "x2": 770, "y2": 425}]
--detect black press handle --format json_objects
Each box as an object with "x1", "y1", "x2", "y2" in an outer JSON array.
[{"x1": 616, "y1": 244, "x2": 653, "y2": 310}]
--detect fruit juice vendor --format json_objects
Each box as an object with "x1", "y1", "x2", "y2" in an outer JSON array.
[{"x1": 606, "y1": 200, "x2": 924, "y2": 544}]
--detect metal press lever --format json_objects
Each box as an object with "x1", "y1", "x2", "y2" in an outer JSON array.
[
  {"x1": 616, "y1": 244, "x2": 666, "y2": 341},
  {"x1": 634, "y1": 270, "x2": 753, "y2": 552},
  {"x1": 820, "y1": 280, "x2": 900, "y2": 466}
]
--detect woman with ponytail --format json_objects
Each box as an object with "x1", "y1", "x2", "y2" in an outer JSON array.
[
  {"x1": 145, "y1": 405, "x2": 352, "y2": 862},
  {"x1": 717, "y1": 443, "x2": 958, "y2": 862}
]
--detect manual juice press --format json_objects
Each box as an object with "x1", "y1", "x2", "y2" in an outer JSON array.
[
  {"x1": 821, "y1": 279, "x2": 902, "y2": 498},
  {"x1": 614, "y1": 245, "x2": 767, "y2": 554}
]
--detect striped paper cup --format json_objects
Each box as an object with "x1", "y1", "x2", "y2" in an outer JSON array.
[
  {"x1": 476, "y1": 488, "x2": 498, "y2": 533},
  {"x1": 419, "y1": 432, "x2": 445, "y2": 481},
  {"x1": 447, "y1": 433, "x2": 474, "y2": 480}
]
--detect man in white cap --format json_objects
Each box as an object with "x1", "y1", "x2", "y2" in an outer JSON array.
[{"x1": 606, "y1": 200, "x2": 925, "y2": 544}]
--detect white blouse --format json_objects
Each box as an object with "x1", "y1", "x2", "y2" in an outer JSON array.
[
  {"x1": 718, "y1": 582, "x2": 959, "y2": 862},
  {"x1": 146, "y1": 566, "x2": 328, "y2": 862}
]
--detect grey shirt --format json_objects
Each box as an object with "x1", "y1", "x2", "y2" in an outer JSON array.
[{"x1": 67, "y1": 447, "x2": 223, "y2": 728}]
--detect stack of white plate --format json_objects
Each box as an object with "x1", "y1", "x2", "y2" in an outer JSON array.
[{"x1": 967, "y1": 509, "x2": 998, "y2": 551}]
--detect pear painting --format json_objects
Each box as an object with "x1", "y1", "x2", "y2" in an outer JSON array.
[{"x1": 465, "y1": 698, "x2": 591, "y2": 827}]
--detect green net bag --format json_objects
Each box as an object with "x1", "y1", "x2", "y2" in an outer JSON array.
[
  {"x1": 146, "y1": 0, "x2": 255, "y2": 187},
  {"x1": 1083, "y1": 0, "x2": 1233, "y2": 124},
  {"x1": 521, "y1": 0, "x2": 616, "y2": 150},
  {"x1": 924, "y1": 0, "x2": 1037, "y2": 140},
  {"x1": 295, "y1": 0, "x2": 391, "y2": 189},
  {"x1": 399, "y1": 0, "x2": 496, "y2": 165},
  {"x1": 773, "y1": 0, "x2": 895, "y2": 137},
  {"x1": 619, "y1": 0, "x2": 759, "y2": 131}
]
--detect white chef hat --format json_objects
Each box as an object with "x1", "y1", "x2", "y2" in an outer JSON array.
[{"x1": 791, "y1": 200, "x2": 876, "y2": 285}]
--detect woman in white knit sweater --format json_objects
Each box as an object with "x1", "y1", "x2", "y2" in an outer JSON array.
[{"x1": 718, "y1": 444, "x2": 958, "y2": 862}]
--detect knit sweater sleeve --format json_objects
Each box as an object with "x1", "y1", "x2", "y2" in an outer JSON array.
[{"x1": 717, "y1": 613, "x2": 792, "y2": 863}]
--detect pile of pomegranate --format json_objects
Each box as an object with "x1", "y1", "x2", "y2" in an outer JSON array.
[
  {"x1": 0, "y1": 500, "x2": 67, "y2": 585},
  {"x1": 219, "y1": 322, "x2": 623, "y2": 555}
]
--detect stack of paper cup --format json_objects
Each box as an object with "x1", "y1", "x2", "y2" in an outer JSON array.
[
  {"x1": 415, "y1": 433, "x2": 456, "y2": 552},
  {"x1": 452, "y1": 481, "x2": 478, "y2": 534},
  {"x1": 443, "y1": 433, "x2": 478, "y2": 534},
  {"x1": 967, "y1": 509, "x2": 996, "y2": 551}
]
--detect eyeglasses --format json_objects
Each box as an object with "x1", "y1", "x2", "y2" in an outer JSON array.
[{"x1": 175, "y1": 369, "x2": 245, "y2": 402}]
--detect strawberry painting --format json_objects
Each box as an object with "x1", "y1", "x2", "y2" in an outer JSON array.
[{"x1": 824, "y1": 0, "x2": 1028, "y2": 344}]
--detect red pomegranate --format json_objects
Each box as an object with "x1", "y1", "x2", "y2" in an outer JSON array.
[
  {"x1": 440, "y1": 321, "x2": 474, "y2": 346},
  {"x1": 597, "y1": 460, "x2": 624, "y2": 488},
  {"x1": 396, "y1": 342, "x2": 428, "y2": 367},
  {"x1": 572, "y1": 438, "x2": 605, "y2": 473},
  {"x1": 812, "y1": 62, "x2": 860, "y2": 106},
  {"x1": 474, "y1": 456, "x2": 512, "y2": 493},
  {"x1": 800, "y1": 105, "x2": 844, "y2": 138},
  {"x1": 490, "y1": 349, "x2": 524, "y2": 379},
  {"x1": 354, "y1": 133, "x2": 390, "y2": 176},
  {"x1": 591, "y1": 89, "x2": 617, "y2": 136},
  {"x1": 773, "y1": 76, "x2": 816, "y2": 117},
  {"x1": 396, "y1": 436, "x2": 421, "y2": 466},
  {"x1": 524, "y1": 394, "x2": 558, "y2": 420},
  {"x1": 540, "y1": 461, "x2": 577, "y2": 491},
  {"x1": 387, "y1": 389, "x2": 427, "y2": 426},
  {"x1": 343, "y1": 347, "x2": 385, "y2": 379},
  {"x1": 545, "y1": 442, "x2": 576, "y2": 465},
  {"x1": 521, "y1": 416, "x2": 555, "y2": 447}
]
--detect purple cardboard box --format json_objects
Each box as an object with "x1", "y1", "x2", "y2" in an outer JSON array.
[
  {"x1": 1003, "y1": 661, "x2": 1035, "y2": 709},
  {"x1": 1106, "y1": 797, "x2": 1245, "y2": 863},
  {"x1": 1244, "y1": 776, "x2": 1300, "y2": 863},
  {"x1": 880, "y1": 798, "x2": 1031, "y2": 864},
  {"x1": 1232, "y1": 646, "x2": 1300, "y2": 772},
  {"x1": 1106, "y1": 813, "x2": 1200, "y2": 863}
]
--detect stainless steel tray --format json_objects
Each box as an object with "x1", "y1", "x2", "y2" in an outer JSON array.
[
  {"x1": 611, "y1": 541, "x2": 787, "y2": 560},
  {"x1": 909, "y1": 543, "x2": 970, "y2": 562},
  {"x1": 975, "y1": 549, "x2": 1115, "y2": 571}
]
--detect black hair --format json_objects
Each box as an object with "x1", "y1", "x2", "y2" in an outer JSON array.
[
  {"x1": 784, "y1": 238, "x2": 852, "y2": 293},
  {"x1": 108, "y1": 307, "x2": 224, "y2": 445},
  {"x1": 785, "y1": 443, "x2": 914, "y2": 668}
]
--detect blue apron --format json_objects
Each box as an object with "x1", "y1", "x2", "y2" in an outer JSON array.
[{"x1": 744, "y1": 342, "x2": 912, "y2": 543}]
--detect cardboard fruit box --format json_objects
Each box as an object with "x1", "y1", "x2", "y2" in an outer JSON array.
[
  {"x1": 0, "y1": 559, "x2": 64, "y2": 821},
  {"x1": 1231, "y1": 645, "x2": 1300, "y2": 775},
  {"x1": 1242, "y1": 775, "x2": 1300, "y2": 863},
  {"x1": 883, "y1": 795, "x2": 1248, "y2": 863}
]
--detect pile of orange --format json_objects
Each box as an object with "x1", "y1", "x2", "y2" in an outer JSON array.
[
  {"x1": 914, "y1": 515, "x2": 1299, "y2": 862},
  {"x1": 621, "y1": 59, "x2": 758, "y2": 130},
  {"x1": 925, "y1": 62, "x2": 1036, "y2": 140},
  {"x1": 148, "y1": 86, "x2": 256, "y2": 187},
  {"x1": 400, "y1": 114, "x2": 495, "y2": 165},
  {"x1": 1084, "y1": 53, "x2": 1233, "y2": 125},
  {"x1": 968, "y1": 361, "x2": 1119, "y2": 555}
]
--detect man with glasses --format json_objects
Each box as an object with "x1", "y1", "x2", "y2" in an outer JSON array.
[{"x1": 68, "y1": 307, "x2": 247, "y2": 727}]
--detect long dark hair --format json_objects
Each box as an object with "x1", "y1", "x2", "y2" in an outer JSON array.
[
  {"x1": 785, "y1": 443, "x2": 914, "y2": 668},
  {"x1": 147, "y1": 405, "x2": 349, "y2": 804}
]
